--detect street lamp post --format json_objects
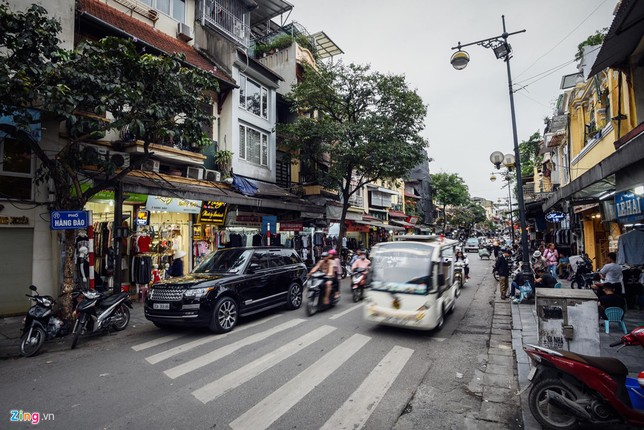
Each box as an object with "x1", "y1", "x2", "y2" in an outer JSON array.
[{"x1": 451, "y1": 15, "x2": 532, "y2": 279}]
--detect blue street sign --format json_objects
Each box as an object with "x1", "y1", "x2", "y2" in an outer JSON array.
[{"x1": 50, "y1": 211, "x2": 89, "y2": 230}]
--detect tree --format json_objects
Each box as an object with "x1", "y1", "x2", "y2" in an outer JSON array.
[
  {"x1": 429, "y1": 173, "x2": 470, "y2": 232},
  {"x1": 0, "y1": 3, "x2": 218, "y2": 319},
  {"x1": 575, "y1": 28, "x2": 608, "y2": 61},
  {"x1": 518, "y1": 131, "x2": 542, "y2": 179},
  {"x1": 279, "y1": 62, "x2": 428, "y2": 246}
]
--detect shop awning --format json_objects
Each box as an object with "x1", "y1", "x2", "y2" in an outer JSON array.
[
  {"x1": 404, "y1": 191, "x2": 420, "y2": 199},
  {"x1": 390, "y1": 219, "x2": 415, "y2": 228},
  {"x1": 388, "y1": 210, "x2": 406, "y2": 218}
]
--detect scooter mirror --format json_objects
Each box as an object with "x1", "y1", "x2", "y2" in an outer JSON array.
[
  {"x1": 29, "y1": 285, "x2": 37, "y2": 292},
  {"x1": 639, "y1": 371, "x2": 644, "y2": 389}
]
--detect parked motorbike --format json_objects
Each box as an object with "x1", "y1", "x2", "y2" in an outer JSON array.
[
  {"x1": 341, "y1": 250, "x2": 354, "y2": 279},
  {"x1": 19, "y1": 285, "x2": 68, "y2": 357},
  {"x1": 570, "y1": 258, "x2": 596, "y2": 289},
  {"x1": 351, "y1": 267, "x2": 368, "y2": 302},
  {"x1": 305, "y1": 272, "x2": 339, "y2": 316},
  {"x1": 524, "y1": 326, "x2": 644, "y2": 429},
  {"x1": 71, "y1": 289, "x2": 132, "y2": 349}
]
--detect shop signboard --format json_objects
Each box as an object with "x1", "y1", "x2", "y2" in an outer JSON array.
[
  {"x1": 615, "y1": 191, "x2": 643, "y2": 224},
  {"x1": 199, "y1": 201, "x2": 228, "y2": 225},
  {"x1": 279, "y1": 222, "x2": 303, "y2": 232},
  {"x1": 72, "y1": 183, "x2": 147, "y2": 204},
  {"x1": 50, "y1": 210, "x2": 88, "y2": 230},
  {"x1": 146, "y1": 196, "x2": 201, "y2": 214},
  {"x1": 545, "y1": 211, "x2": 566, "y2": 223},
  {"x1": 262, "y1": 216, "x2": 277, "y2": 235},
  {"x1": 136, "y1": 210, "x2": 150, "y2": 227}
]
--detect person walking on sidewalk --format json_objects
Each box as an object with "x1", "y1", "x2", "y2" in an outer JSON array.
[{"x1": 494, "y1": 248, "x2": 511, "y2": 299}]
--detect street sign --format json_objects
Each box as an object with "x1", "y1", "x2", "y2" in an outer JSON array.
[{"x1": 50, "y1": 211, "x2": 89, "y2": 230}]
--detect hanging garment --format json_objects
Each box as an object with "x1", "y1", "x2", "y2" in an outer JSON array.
[{"x1": 617, "y1": 230, "x2": 644, "y2": 265}]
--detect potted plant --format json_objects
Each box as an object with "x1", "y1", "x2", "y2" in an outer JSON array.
[{"x1": 214, "y1": 150, "x2": 233, "y2": 178}]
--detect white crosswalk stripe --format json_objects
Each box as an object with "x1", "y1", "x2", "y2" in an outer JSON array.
[
  {"x1": 320, "y1": 345, "x2": 414, "y2": 430},
  {"x1": 131, "y1": 334, "x2": 184, "y2": 352},
  {"x1": 164, "y1": 318, "x2": 305, "y2": 379},
  {"x1": 329, "y1": 303, "x2": 363, "y2": 320},
  {"x1": 192, "y1": 325, "x2": 337, "y2": 404},
  {"x1": 145, "y1": 314, "x2": 281, "y2": 365},
  {"x1": 229, "y1": 333, "x2": 371, "y2": 430}
]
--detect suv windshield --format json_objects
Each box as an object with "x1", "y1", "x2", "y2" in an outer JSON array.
[
  {"x1": 466, "y1": 238, "x2": 478, "y2": 246},
  {"x1": 193, "y1": 249, "x2": 252, "y2": 274},
  {"x1": 370, "y1": 243, "x2": 435, "y2": 295}
]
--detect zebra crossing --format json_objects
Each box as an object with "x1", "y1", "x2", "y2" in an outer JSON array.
[{"x1": 130, "y1": 309, "x2": 417, "y2": 429}]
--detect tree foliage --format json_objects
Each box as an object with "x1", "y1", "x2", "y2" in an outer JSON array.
[
  {"x1": 279, "y1": 62, "x2": 428, "y2": 243},
  {"x1": 518, "y1": 131, "x2": 542, "y2": 179},
  {"x1": 0, "y1": 2, "x2": 218, "y2": 318},
  {"x1": 429, "y1": 172, "x2": 470, "y2": 231},
  {"x1": 575, "y1": 28, "x2": 608, "y2": 61},
  {"x1": 448, "y1": 203, "x2": 486, "y2": 238}
]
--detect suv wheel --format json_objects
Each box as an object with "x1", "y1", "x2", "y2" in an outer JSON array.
[
  {"x1": 285, "y1": 282, "x2": 303, "y2": 310},
  {"x1": 209, "y1": 297, "x2": 238, "y2": 334}
]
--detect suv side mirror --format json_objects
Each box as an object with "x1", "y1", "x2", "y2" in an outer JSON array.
[{"x1": 247, "y1": 263, "x2": 261, "y2": 273}]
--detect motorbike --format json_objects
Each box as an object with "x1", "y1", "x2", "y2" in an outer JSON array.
[
  {"x1": 19, "y1": 285, "x2": 68, "y2": 357},
  {"x1": 305, "y1": 272, "x2": 340, "y2": 316},
  {"x1": 341, "y1": 250, "x2": 354, "y2": 279},
  {"x1": 71, "y1": 289, "x2": 133, "y2": 349},
  {"x1": 351, "y1": 267, "x2": 368, "y2": 302},
  {"x1": 570, "y1": 257, "x2": 596, "y2": 289},
  {"x1": 478, "y1": 247, "x2": 491, "y2": 260},
  {"x1": 524, "y1": 326, "x2": 644, "y2": 429},
  {"x1": 454, "y1": 261, "x2": 467, "y2": 287}
]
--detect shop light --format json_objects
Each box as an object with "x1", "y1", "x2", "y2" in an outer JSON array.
[{"x1": 599, "y1": 190, "x2": 616, "y2": 201}]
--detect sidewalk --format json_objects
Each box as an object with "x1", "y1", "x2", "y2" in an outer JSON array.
[
  {"x1": 510, "y1": 279, "x2": 644, "y2": 430},
  {"x1": 0, "y1": 299, "x2": 149, "y2": 359}
]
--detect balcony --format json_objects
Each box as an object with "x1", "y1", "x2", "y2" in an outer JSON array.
[
  {"x1": 347, "y1": 194, "x2": 364, "y2": 207},
  {"x1": 198, "y1": 0, "x2": 250, "y2": 47}
]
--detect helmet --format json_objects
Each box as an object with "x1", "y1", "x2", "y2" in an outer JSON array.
[
  {"x1": 321, "y1": 252, "x2": 329, "y2": 258},
  {"x1": 328, "y1": 249, "x2": 338, "y2": 256},
  {"x1": 533, "y1": 251, "x2": 542, "y2": 258}
]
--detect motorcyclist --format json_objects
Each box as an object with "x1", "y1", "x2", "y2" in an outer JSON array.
[
  {"x1": 308, "y1": 252, "x2": 335, "y2": 305},
  {"x1": 351, "y1": 249, "x2": 371, "y2": 287},
  {"x1": 329, "y1": 249, "x2": 342, "y2": 300},
  {"x1": 455, "y1": 250, "x2": 470, "y2": 279}
]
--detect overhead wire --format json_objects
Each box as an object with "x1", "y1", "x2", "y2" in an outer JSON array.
[{"x1": 514, "y1": 0, "x2": 610, "y2": 80}]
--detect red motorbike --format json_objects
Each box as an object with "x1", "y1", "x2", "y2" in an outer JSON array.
[{"x1": 524, "y1": 326, "x2": 644, "y2": 429}]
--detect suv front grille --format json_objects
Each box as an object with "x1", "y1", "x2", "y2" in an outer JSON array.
[{"x1": 149, "y1": 286, "x2": 185, "y2": 301}]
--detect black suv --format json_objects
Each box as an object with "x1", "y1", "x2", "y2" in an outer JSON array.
[{"x1": 145, "y1": 247, "x2": 306, "y2": 333}]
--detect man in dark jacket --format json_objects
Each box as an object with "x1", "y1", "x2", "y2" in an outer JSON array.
[
  {"x1": 494, "y1": 248, "x2": 511, "y2": 299},
  {"x1": 534, "y1": 268, "x2": 557, "y2": 289}
]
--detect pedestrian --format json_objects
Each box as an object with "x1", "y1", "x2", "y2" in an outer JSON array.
[
  {"x1": 597, "y1": 283, "x2": 626, "y2": 320},
  {"x1": 557, "y1": 252, "x2": 570, "y2": 279},
  {"x1": 531, "y1": 251, "x2": 547, "y2": 274},
  {"x1": 494, "y1": 248, "x2": 511, "y2": 299},
  {"x1": 543, "y1": 243, "x2": 559, "y2": 278},
  {"x1": 596, "y1": 252, "x2": 623, "y2": 294},
  {"x1": 534, "y1": 268, "x2": 557, "y2": 288}
]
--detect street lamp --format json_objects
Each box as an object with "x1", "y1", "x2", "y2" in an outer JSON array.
[{"x1": 451, "y1": 16, "x2": 532, "y2": 280}]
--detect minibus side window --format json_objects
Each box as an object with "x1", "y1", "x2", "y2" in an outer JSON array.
[{"x1": 438, "y1": 247, "x2": 453, "y2": 294}]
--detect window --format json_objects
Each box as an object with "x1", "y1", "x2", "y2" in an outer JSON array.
[
  {"x1": 239, "y1": 124, "x2": 268, "y2": 166},
  {"x1": 0, "y1": 136, "x2": 33, "y2": 200},
  {"x1": 239, "y1": 74, "x2": 268, "y2": 119},
  {"x1": 140, "y1": 0, "x2": 185, "y2": 22}
]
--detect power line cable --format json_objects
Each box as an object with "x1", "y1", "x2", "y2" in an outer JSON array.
[{"x1": 514, "y1": 0, "x2": 609, "y2": 79}]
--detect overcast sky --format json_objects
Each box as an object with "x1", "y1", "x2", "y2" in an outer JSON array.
[{"x1": 286, "y1": 0, "x2": 617, "y2": 203}]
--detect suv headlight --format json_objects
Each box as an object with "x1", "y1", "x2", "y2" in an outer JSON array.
[{"x1": 184, "y1": 287, "x2": 213, "y2": 299}]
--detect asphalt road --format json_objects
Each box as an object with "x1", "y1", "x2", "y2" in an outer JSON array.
[{"x1": 0, "y1": 253, "x2": 497, "y2": 430}]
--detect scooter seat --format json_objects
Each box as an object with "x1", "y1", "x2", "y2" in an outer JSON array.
[
  {"x1": 100, "y1": 292, "x2": 128, "y2": 307},
  {"x1": 560, "y1": 351, "x2": 628, "y2": 377}
]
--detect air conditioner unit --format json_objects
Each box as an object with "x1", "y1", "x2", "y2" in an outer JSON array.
[
  {"x1": 204, "y1": 169, "x2": 221, "y2": 182},
  {"x1": 80, "y1": 143, "x2": 108, "y2": 159},
  {"x1": 186, "y1": 166, "x2": 204, "y2": 180},
  {"x1": 141, "y1": 159, "x2": 160, "y2": 173},
  {"x1": 177, "y1": 22, "x2": 193, "y2": 42},
  {"x1": 108, "y1": 151, "x2": 130, "y2": 169}
]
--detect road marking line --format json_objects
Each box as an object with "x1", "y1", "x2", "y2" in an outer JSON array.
[
  {"x1": 229, "y1": 333, "x2": 371, "y2": 430},
  {"x1": 320, "y1": 345, "x2": 414, "y2": 430},
  {"x1": 329, "y1": 303, "x2": 363, "y2": 320},
  {"x1": 132, "y1": 334, "x2": 184, "y2": 351},
  {"x1": 431, "y1": 337, "x2": 447, "y2": 342},
  {"x1": 145, "y1": 314, "x2": 281, "y2": 365},
  {"x1": 164, "y1": 319, "x2": 305, "y2": 379},
  {"x1": 192, "y1": 325, "x2": 337, "y2": 404}
]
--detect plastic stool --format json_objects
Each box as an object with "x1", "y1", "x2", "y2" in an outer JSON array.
[{"x1": 604, "y1": 307, "x2": 627, "y2": 334}]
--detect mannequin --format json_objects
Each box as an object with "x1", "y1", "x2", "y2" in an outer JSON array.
[{"x1": 77, "y1": 246, "x2": 90, "y2": 287}]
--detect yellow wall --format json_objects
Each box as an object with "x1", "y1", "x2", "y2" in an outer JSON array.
[{"x1": 582, "y1": 218, "x2": 596, "y2": 270}]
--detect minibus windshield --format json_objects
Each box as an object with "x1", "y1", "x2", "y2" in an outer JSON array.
[{"x1": 369, "y1": 243, "x2": 435, "y2": 295}]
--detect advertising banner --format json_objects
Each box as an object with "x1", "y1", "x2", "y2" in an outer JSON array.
[{"x1": 199, "y1": 201, "x2": 228, "y2": 225}]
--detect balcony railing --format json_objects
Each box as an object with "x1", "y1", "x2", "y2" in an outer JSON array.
[
  {"x1": 348, "y1": 195, "x2": 363, "y2": 207},
  {"x1": 198, "y1": 0, "x2": 249, "y2": 47}
]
